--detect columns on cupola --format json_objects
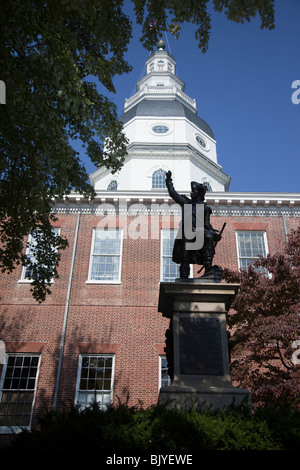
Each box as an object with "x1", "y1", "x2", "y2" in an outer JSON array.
[{"x1": 146, "y1": 40, "x2": 176, "y2": 76}]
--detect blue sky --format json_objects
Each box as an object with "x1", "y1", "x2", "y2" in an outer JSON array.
[{"x1": 83, "y1": 0, "x2": 300, "y2": 193}]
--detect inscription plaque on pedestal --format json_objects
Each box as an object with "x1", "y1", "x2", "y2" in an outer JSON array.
[
  {"x1": 158, "y1": 282, "x2": 251, "y2": 410},
  {"x1": 179, "y1": 316, "x2": 223, "y2": 375}
]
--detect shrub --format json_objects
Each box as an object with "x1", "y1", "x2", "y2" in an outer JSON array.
[
  {"x1": 6, "y1": 400, "x2": 298, "y2": 452},
  {"x1": 255, "y1": 402, "x2": 300, "y2": 450}
]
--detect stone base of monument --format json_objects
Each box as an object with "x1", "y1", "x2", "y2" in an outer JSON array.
[
  {"x1": 158, "y1": 280, "x2": 251, "y2": 411},
  {"x1": 159, "y1": 385, "x2": 249, "y2": 410}
]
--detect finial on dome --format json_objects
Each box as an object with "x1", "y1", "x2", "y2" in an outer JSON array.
[{"x1": 157, "y1": 39, "x2": 165, "y2": 50}]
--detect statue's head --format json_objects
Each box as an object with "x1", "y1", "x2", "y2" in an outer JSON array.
[{"x1": 190, "y1": 181, "x2": 207, "y2": 201}]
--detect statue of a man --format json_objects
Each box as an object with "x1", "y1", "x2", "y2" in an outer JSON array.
[{"x1": 165, "y1": 170, "x2": 223, "y2": 280}]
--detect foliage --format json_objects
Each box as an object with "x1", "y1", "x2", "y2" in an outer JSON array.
[
  {"x1": 224, "y1": 226, "x2": 300, "y2": 408},
  {"x1": 7, "y1": 400, "x2": 293, "y2": 451},
  {"x1": 255, "y1": 402, "x2": 300, "y2": 451},
  {"x1": 0, "y1": 0, "x2": 275, "y2": 302},
  {"x1": 135, "y1": 0, "x2": 275, "y2": 52},
  {"x1": 0, "y1": 0, "x2": 132, "y2": 301}
]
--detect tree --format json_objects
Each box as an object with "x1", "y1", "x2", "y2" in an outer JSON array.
[
  {"x1": 224, "y1": 226, "x2": 300, "y2": 409},
  {"x1": 136, "y1": 0, "x2": 275, "y2": 52},
  {"x1": 0, "y1": 0, "x2": 275, "y2": 302},
  {"x1": 0, "y1": 0, "x2": 132, "y2": 302}
]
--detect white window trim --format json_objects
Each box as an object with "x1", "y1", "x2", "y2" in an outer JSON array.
[
  {"x1": 107, "y1": 179, "x2": 118, "y2": 191},
  {"x1": 235, "y1": 230, "x2": 269, "y2": 271},
  {"x1": 87, "y1": 228, "x2": 123, "y2": 284},
  {"x1": 149, "y1": 123, "x2": 173, "y2": 137},
  {"x1": 160, "y1": 229, "x2": 177, "y2": 282},
  {"x1": 19, "y1": 228, "x2": 60, "y2": 284},
  {"x1": 159, "y1": 355, "x2": 171, "y2": 391},
  {"x1": 147, "y1": 164, "x2": 170, "y2": 191},
  {"x1": 0, "y1": 353, "x2": 41, "y2": 434},
  {"x1": 160, "y1": 229, "x2": 192, "y2": 281},
  {"x1": 151, "y1": 168, "x2": 167, "y2": 190},
  {"x1": 75, "y1": 354, "x2": 115, "y2": 409}
]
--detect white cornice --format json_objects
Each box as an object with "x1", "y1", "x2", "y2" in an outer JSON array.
[
  {"x1": 53, "y1": 190, "x2": 300, "y2": 217},
  {"x1": 89, "y1": 146, "x2": 228, "y2": 190}
]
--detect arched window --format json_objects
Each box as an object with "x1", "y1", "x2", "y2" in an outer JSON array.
[
  {"x1": 107, "y1": 180, "x2": 118, "y2": 191},
  {"x1": 201, "y1": 178, "x2": 212, "y2": 192},
  {"x1": 203, "y1": 181, "x2": 212, "y2": 192},
  {"x1": 152, "y1": 169, "x2": 166, "y2": 189}
]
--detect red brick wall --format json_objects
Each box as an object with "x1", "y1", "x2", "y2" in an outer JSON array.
[{"x1": 0, "y1": 209, "x2": 299, "y2": 430}]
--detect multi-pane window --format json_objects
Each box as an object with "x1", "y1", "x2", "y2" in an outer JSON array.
[
  {"x1": 0, "y1": 355, "x2": 40, "y2": 430},
  {"x1": 159, "y1": 356, "x2": 171, "y2": 389},
  {"x1": 89, "y1": 229, "x2": 123, "y2": 282},
  {"x1": 20, "y1": 228, "x2": 60, "y2": 281},
  {"x1": 152, "y1": 169, "x2": 166, "y2": 189},
  {"x1": 76, "y1": 355, "x2": 114, "y2": 409},
  {"x1": 236, "y1": 231, "x2": 268, "y2": 271},
  {"x1": 161, "y1": 229, "x2": 180, "y2": 282},
  {"x1": 152, "y1": 125, "x2": 169, "y2": 134},
  {"x1": 107, "y1": 180, "x2": 118, "y2": 191}
]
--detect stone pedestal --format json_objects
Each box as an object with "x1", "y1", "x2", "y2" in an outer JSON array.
[{"x1": 158, "y1": 280, "x2": 251, "y2": 410}]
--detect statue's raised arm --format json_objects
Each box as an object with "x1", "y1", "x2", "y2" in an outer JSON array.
[{"x1": 165, "y1": 171, "x2": 189, "y2": 206}]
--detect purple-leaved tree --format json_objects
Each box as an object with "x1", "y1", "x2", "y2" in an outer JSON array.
[{"x1": 224, "y1": 225, "x2": 300, "y2": 409}]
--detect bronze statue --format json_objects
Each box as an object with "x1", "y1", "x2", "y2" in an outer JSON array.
[{"x1": 165, "y1": 170, "x2": 225, "y2": 281}]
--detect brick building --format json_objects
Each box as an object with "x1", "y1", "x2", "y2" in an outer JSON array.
[{"x1": 0, "y1": 41, "x2": 299, "y2": 439}]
